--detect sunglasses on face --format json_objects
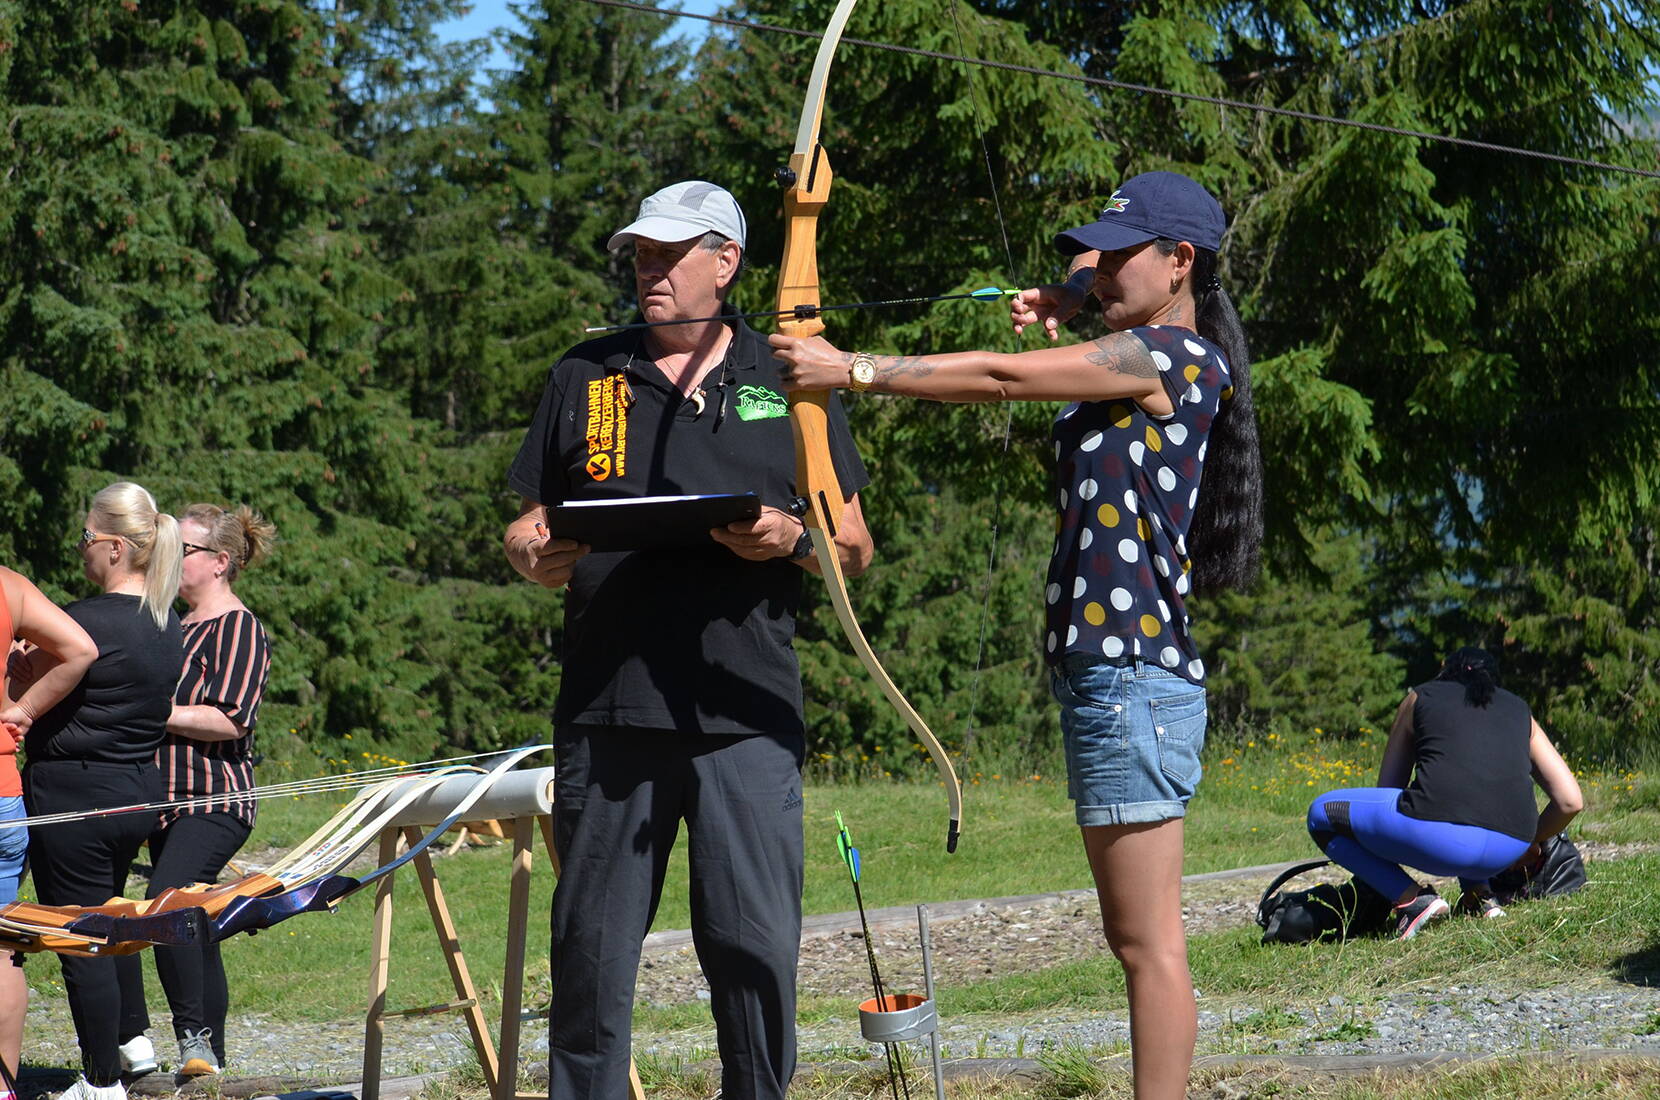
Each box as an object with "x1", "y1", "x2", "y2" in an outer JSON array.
[{"x1": 76, "y1": 529, "x2": 124, "y2": 552}]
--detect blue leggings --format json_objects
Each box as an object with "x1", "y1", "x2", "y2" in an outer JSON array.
[{"x1": 1307, "y1": 787, "x2": 1531, "y2": 902}]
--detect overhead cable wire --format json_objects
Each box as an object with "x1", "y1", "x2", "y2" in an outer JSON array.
[
  {"x1": 0, "y1": 748, "x2": 526, "y2": 830},
  {"x1": 579, "y1": 0, "x2": 1660, "y2": 182}
]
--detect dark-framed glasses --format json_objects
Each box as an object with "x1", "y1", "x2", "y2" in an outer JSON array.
[{"x1": 182, "y1": 542, "x2": 214, "y2": 557}]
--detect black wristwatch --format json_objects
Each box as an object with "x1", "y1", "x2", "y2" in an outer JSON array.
[{"x1": 789, "y1": 528, "x2": 815, "y2": 560}]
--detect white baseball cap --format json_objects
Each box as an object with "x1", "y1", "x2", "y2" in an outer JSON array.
[{"x1": 607, "y1": 180, "x2": 748, "y2": 251}]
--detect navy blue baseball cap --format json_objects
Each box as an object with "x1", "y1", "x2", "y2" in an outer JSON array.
[{"x1": 1054, "y1": 171, "x2": 1225, "y2": 255}]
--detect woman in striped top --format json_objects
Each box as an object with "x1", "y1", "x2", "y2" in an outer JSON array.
[{"x1": 115, "y1": 504, "x2": 273, "y2": 1084}]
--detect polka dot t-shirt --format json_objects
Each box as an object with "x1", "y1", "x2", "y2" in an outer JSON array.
[{"x1": 1044, "y1": 325, "x2": 1231, "y2": 685}]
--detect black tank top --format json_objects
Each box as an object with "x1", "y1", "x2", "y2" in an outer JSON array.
[{"x1": 1396, "y1": 681, "x2": 1536, "y2": 842}]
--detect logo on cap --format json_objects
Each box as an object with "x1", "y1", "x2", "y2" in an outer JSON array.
[{"x1": 1102, "y1": 191, "x2": 1130, "y2": 215}]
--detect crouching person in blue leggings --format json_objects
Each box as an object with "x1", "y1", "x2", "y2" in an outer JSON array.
[{"x1": 1307, "y1": 648, "x2": 1583, "y2": 939}]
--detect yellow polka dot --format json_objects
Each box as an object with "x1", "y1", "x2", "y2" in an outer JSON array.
[
  {"x1": 1138, "y1": 518, "x2": 1151, "y2": 540},
  {"x1": 1109, "y1": 403, "x2": 1133, "y2": 429},
  {"x1": 1140, "y1": 614, "x2": 1160, "y2": 637},
  {"x1": 1184, "y1": 364, "x2": 1201, "y2": 383},
  {"x1": 1221, "y1": 385, "x2": 1235, "y2": 401},
  {"x1": 1084, "y1": 602, "x2": 1106, "y2": 626},
  {"x1": 1097, "y1": 503, "x2": 1120, "y2": 528},
  {"x1": 1181, "y1": 558, "x2": 1192, "y2": 573},
  {"x1": 1144, "y1": 425, "x2": 1162, "y2": 452}
]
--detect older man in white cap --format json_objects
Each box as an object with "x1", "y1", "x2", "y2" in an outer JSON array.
[{"x1": 502, "y1": 181, "x2": 874, "y2": 1099}]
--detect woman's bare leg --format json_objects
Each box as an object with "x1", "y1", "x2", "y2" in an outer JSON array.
[{"x1": 1081, "y1": 818, "x2": 1193, "y2": 1100}]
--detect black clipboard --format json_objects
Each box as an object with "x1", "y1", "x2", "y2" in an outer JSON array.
[{"x1": 548, "y1": 492, "x2": 762, "y2": 551}]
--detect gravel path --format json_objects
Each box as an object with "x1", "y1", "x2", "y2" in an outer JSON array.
[{"x1": 15, "y1": 844, "x2": 1657, "y2": 1097}]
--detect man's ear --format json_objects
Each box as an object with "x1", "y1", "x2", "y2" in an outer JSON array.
[{"x1": 718, "y1": 240, "x2": 743, "y2": 283}]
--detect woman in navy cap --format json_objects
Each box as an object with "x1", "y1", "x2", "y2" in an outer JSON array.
[{"x1": 771, "y1": 170, "x2": 1262, "y2": 1100}]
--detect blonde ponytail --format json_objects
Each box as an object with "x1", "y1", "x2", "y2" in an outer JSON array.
[
  {"x1": 146, "y1": 512, "x2": 183, "y2": 627},
  {"x1": 89, "y1": 481, "x2": 182, "y2": 629}
]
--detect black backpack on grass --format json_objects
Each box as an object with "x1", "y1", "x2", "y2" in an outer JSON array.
[
  {"x1": 1256, "y1": 859, "x2": 1395, "y2": 944},
  {"x1": 1488, "y1": 833, "x2": 1587, "y2": 904}
]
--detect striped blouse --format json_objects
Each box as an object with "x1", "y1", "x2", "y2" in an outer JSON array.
[{"x1": 160, "y1": 608, "x2": 271, "y2": 828}]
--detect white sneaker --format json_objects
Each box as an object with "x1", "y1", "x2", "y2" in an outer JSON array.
[
  {"x1": 57, "y1": 1077, "x2": 127, "y2": 1100},
  {"x1": 117, "y1": 1033, "x2": 157, "y2": 1077}
]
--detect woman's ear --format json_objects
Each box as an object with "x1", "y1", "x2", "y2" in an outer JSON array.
[{"x1": 1171, "y1": 240, "x2": 1197, "y2": 287}]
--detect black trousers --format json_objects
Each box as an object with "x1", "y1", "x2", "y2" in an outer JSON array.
[
  {"x1": 25, "y1": 760, "x2": 161, "y2": 1087},
  {"x1": 549, "y1": 727, "x2": 805, "y2": 1100},
  {"x1": 115, "y1": 811, "x2": 251, "y2": 1061}
]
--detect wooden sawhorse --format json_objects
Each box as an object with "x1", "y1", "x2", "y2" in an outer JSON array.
[{"x1": 360, "y1": 815, "x2": 645, "y2": 1100}]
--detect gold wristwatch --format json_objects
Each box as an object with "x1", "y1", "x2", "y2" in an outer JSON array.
[{"x1": 848, "y1": 352, "x2": 877, "y2": 392}]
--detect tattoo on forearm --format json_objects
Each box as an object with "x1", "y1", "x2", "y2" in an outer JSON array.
[
  {"x1": 1084, "y1": 336, "x2": 1159, "y2": 377},
  {"x1": 880, "y1": 355, "x2": 935, "y2": 381}
]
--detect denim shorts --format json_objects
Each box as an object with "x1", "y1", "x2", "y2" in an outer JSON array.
[
  {"x1": 0, "y1": 795, "x2": 27, "y2": 905},
  {"x1": 1051, "y1": 654, "x2": 1208, "y2": 827}
]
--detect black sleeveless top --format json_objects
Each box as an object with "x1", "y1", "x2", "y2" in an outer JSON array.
[{"x1": 1396, "y1": 680, "x2": 1536, "y2": 842}]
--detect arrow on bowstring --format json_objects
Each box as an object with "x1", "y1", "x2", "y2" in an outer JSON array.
[
  {"x1": 835, "y1": 811, "x2": 911, "y2": 1100},
  {"x1": 582, "y1": 286, "x2": 1021, "y2": 333}
]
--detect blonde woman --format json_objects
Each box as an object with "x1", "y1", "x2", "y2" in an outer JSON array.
[
  {"x1": 17, "y1": 482, "x2": 182, "y2": 1100},
  {"x1": 115, "y1": 504, "x2": 273, "y2": 1083}
]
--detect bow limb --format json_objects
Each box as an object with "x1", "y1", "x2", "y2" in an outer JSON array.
[{"x1": 776, "y1": 0, "x2": 963, "y2": 853}]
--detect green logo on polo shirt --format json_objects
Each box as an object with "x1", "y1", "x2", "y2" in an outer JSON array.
[{"x1": 734, "y1": 385, "x2": 788, "y2": 421}]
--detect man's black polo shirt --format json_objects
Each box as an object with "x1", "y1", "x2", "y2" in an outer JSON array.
[{"x1": 508, "y1": 317, "x2": 869, "y2": 736}]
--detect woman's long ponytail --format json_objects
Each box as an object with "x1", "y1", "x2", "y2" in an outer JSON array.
[{"x1": 1182, "y1": 246, "x2": 1263, "y2": 593}]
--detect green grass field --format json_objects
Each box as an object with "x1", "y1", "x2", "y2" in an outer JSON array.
[{"x1": 37, "y1": 726, "x2": 1660, "y2": 1039}]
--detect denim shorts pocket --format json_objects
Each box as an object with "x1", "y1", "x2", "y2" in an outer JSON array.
[
  {"x1": 1149, "y1": 687, "x2": 1207, "y2": 797},
  {"x1": 1050, "y1": 659, "x2": 1129, "y2": 714}
]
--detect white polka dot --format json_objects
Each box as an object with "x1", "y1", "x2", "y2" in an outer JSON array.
[
  {"x1": 1072, "y1": 576, "x2": 1087, "y2": 599},
  {"x1": 1187, "y1": 383, "x2": 1202, "y2": 403},
  {"x1": 1059, "y1": 488, "x2": 1068, "y2": 508},
  {"x1": 1104, "y1": 635, "x2": 1125, "y2": 658},
  {"x1": 1059, "y1": 404, "x2": 1077, "y2": 420},
  {"x1": 1188, "y1": 659, "x2": 1205, "y2": 679},
  {"x1": 1079, "y1": 528, "x2": 1094, "y2": 549},
  {"x1": 1046, "y1": 631, "x2": 1057, "y2": 653},
  {"x1": 1183, "y1": 338, "x2": 1206, "y2": 356},
  {"x1": 1046, "y1": 583, "x2": 1061, "y2": 605},
  {"x1": 1117, "y1": 538, "x2": 1139, "y2": 563},
  {"x1": 1066, "y1": 625, "x2": 1078, "y2": 646},
  {"x1": 1080, "y1": 430, "x2": 1104, "y2": 452},
  {"x1": 1175, "y1": 535, "x2": 1187, "y2": 555},
  {"x1": 1129, "y1": 441, "x2": 1145, "y2": 466},
  {"x1": 1160, "y1": 646, "x2": 1180, "y2": 668},
  {"x1": 1176, "y1": 573, "x2": 1190, "y2": 595},
  {"x1": 1154, "y1": 555, "x2": 1169, "y2": 578},
  {"x1": 1158, "y1": 599, "x2": 1171, "y2": 621},
  {"x1": 1110, "y1": 587, "x2": 1132, "y2": 610},
  {"x1": 1132, "y1": 638, "x2": 1142, "y2": 656},
  {"x1": 1198, "y1": 441, "x2": 1208, "y2": 461},
  {"x1": 1151, "y1": 349, "x2": 1172, "y2": 372},
  {"x1": 1078, "y1": 478, "x2": 1099, "y2": 501},
  {"x1": 1157, "y1": 467, "x2": 1177, "y2": 492},
  {"x1": 1165, "y1": 423, "x2": 1188, "y2": 446},
  {"x1": 1188, "y1": 488, "x2": 1199, "y2": 508},
  {"x1": 1123, "y1": 490, "x2": 1140, "y2": 514}
]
